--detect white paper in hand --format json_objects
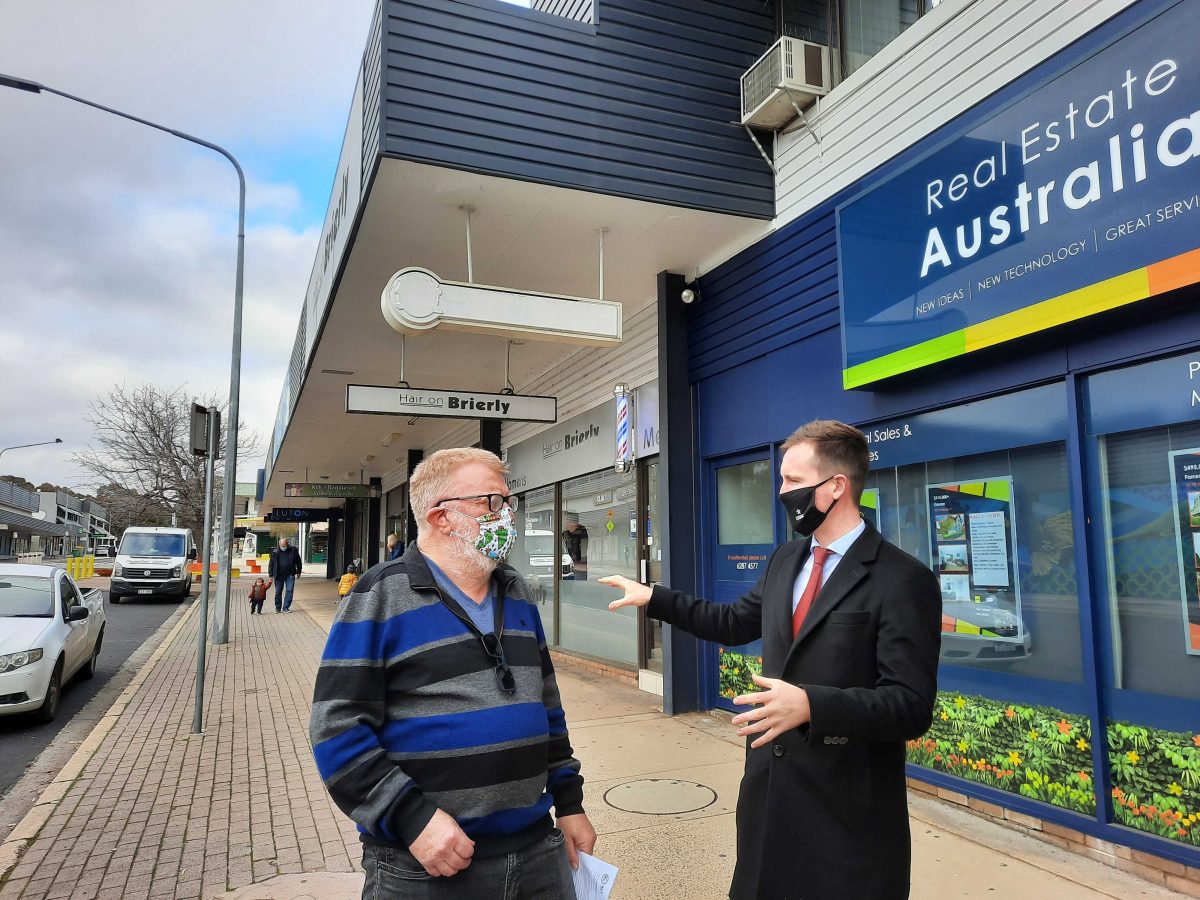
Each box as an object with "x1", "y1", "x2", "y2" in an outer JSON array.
[{"x1": 571, "y1": 851, "x2": 618, "y2": 900}]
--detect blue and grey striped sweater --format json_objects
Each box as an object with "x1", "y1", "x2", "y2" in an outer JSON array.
[{"x1": 309, "y1": 545, "x2": 585, "y2": 855}]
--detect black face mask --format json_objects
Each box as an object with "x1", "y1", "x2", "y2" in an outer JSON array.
[{"x1": 779, "y1": 475, "x2": 837, "y2": 537}]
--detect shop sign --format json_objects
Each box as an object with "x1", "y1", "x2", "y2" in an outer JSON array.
[
  {"x1": 635, "y1": 381, "x2": 660, "y2": 455},
  {"x1": 346, "y1": 384, "x2": 556, "y2": 423},
  {"x1": 505, "y1": 401, "x2": 616, "y2": 493},
  {"x1": 838, "y1": 0, "x2": 1200, "y2": 389},
  {"x1": 1087, "y1": 348, "x2": 1200, "y2": 435},
  {"x1": 264, "y1": 508, "x2": 334, "y2": 522},
  {"x1": 283, "y1": 483, "x2": 381, "y2": 499},
  {"x1": 1167, "y1": 448, "x2": 1200, "y2": 654},
  {"x1": 927, "y1": 478, "x2": 1025, "y2": 646}
]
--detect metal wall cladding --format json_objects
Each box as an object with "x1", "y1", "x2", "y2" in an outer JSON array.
[{"x1": 378, "y1": 0, "x2": 775, "y2": 218}]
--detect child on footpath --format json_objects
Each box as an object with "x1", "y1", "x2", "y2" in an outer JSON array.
[
  {"x1": 338, "y1": 564, "x2": 359, "y2": 600},
  {"x1": 248, "y1": 577, "x2": 272, "y2": 615}
]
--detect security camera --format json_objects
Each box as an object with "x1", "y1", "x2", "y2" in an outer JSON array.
[{"x1": 681, "y1": 288, "x2": 696, "y2": 304}]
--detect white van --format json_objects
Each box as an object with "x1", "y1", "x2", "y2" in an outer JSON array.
[{"x1": 110, "y1": 527, "x2": 197, "y2": 602}]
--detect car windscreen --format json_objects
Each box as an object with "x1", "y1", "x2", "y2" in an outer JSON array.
[
  {"x1": 526, "y1": 535, "x2": 555, "y2": 555},
  {"x1": 119, "y1": 533, "x2": 186, "y2": 557},
  {"x1": 0, "y1": 576, "x2": 55, "y2": 617}
]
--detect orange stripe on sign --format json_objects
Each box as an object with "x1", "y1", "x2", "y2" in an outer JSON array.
[{"x1": 1148, "y1": 247, "x2": 1200, "y2": 296}]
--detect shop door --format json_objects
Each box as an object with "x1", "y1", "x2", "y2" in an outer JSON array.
[
  {"x1": 709, "y1": 451, "x2": 777, "y2": 711},
  {"x1": 638, "y1": 458, "x2": 662, "y2": 672}
]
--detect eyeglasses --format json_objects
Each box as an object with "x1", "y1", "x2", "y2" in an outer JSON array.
[
  {"x1": 436, "y1": 493, "x2": 519, "y2": 514},
  {"x1": 480, "y1": 632, "x2": 516, "y2": 695}
]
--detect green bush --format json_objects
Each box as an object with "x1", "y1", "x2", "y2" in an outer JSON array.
[
  {"x1": 907, "y1": 692, "x2": 1096, "y2": 814},
  {"x1": 907, "y1": 692, "x2": 1200, "y2": 847},
  {"x1": 717, "y1": 648, "x2": 762, "y2": 701}
]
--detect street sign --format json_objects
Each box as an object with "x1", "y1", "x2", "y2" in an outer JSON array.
[
  {"x1": 283, "y1": 483, "x2": 381, "y2": 499},
  {"x1": 190, "y1": 403, "x2": 209, "y2": 456},
  {"x1": 346, "y1": 384, "x2": 557, "y2": 423}
]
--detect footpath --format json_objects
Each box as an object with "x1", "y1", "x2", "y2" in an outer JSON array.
[{"x1": 0, "y1": 576, "x2": 1191, "y2": 899}]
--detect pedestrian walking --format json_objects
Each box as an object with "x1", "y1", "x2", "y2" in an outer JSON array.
[
  {"x1": 248, "y1": 577, "x2": 272, "y2": 615},
  {"x1": 268, "y1": 537, "x2": 302, "y2": 612},
  {"x1": 311, "y1": 447, "x2": 594, "y2": 899},
  {"x1": 601, "y1": 420, "x2": 942, "y2": 900}
]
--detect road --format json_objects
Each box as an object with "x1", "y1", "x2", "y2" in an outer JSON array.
[{"x1": 0, "y1": 591, "x2": 187, "y2": 798}]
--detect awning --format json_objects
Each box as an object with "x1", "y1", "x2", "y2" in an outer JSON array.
[{"x1": 0, "y1": 508, "x2": 70, "y2": 537}]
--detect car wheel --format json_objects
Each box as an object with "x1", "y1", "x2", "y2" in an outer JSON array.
[
  {"x1": 109, "y1": 592, "x2": 121, "y2": 605},
  {"x1": 180, "y1": 579, "x2": 191, "y2": 600},
  {"x1": 32, "y1": 661, "x2": 63, "y2": 724},
  {"x1": 80, "y1": 630, "x2": 103, "y2": 681}
]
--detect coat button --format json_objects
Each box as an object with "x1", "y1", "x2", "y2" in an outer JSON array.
[
  {"x1": 840, "y1": 737, "x2": 849, "y2": 745},
  {"x1": 823, "y1": 736, "x2": 831, "y2": 745},
  {"x1": 772, "y1": 744, "x2": 785, "y2": 757}
]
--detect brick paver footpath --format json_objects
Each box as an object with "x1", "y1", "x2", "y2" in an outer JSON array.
[
  {"x1": 0, "y1": 576, "x2": 1193, "y2": 900},
  {"x1": 0, "y1": 584, "x2": 360, "y2": 900}
]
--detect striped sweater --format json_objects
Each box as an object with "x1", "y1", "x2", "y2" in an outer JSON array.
[{"x1": 309, "y1": 544, "x2": 585, "y2": 855}]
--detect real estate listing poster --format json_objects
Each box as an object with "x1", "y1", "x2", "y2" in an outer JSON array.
[
  {"x1": 1167, "y1": 448, "x2": 1200, "y2": 655},
  {"x1": 927, "y1": 478, "x2": 1023, "y2": 643},
  {"x1": 860, "y1": 488, "x2": 880, "y2": 530}
]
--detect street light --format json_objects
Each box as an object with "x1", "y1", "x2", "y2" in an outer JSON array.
[
  {"x1": 1, "y1": 72, "x2": 245, "y2": 645},
  {"x1": 0, "y1": 437, "x2": 63, "y2": 472}
]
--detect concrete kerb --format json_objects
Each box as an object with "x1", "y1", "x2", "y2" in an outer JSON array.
[{"x1": 0, "y1": 596, "x2": 204, "y2": 884}]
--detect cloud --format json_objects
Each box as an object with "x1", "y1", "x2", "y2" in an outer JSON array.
[{"x1": 0, "y1": 0, "x2": 374, "y2": 490}]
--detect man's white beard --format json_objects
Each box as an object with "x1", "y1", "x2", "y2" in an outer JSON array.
[{"x1": 447, "y1": 530, "x2": 498, "y2": 579}]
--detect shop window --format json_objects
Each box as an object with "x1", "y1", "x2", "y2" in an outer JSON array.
[
  {"x1": 558, "y1": 469, "x2": 639, "y2": 666},
  {"x1": 867, "y1": 441, "x2": 1096, "y2": 816},
  {"x1": 509, "y1": 486, "x2": 557, "y2": 613},
  {"x1": 779, "y1": 0, "x2": 933, "y2": 82},
  {"x1": 717, "y1": 460, "x2": 775, "y2": 545},
  {"x1": 1096, "y1": 423, "x2": 1200, "y2": 849}
]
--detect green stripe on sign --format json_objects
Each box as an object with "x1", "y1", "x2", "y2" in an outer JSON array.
[{"x1": 843, "y1": 330, "x2": 967, "y2": 389}]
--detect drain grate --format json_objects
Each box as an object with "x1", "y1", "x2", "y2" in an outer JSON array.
[{"x1": 602, "y1": 778, "x2": 717, "y2": 815}]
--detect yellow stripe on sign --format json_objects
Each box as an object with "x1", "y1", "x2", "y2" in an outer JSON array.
[
  {"x1": 985, "y1": 480, "x2": 1011, "y2": 502},
  {"x1": 964, "y1": 269, "x2": 1150, "y2": 353},
  {"x1": 955, "y1": 620, "x2": 982, "y2": 635},
  {"x1": 958, "y1": 482, "x2": 985, "y2": 497}
]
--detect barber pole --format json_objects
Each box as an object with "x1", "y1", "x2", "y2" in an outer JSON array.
[{"x1": 613, "y1": 383, "x2": 633, "y2": 473}]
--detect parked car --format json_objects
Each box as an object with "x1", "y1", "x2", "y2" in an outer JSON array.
[
  {"x1": 109, "y1": 526, "x2": 197, "y2": 602},
  {"x1": 0, "y1": 564, "x2": 106, "y2": 723}
]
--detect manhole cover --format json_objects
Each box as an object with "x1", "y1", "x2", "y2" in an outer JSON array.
[{"x1": 603, "y1": 779, "x2": 717, "y2": 815}]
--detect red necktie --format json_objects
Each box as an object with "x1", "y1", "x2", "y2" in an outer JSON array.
[{"x1": 792, "y1": 546, "x2": 831, "y2": 639}]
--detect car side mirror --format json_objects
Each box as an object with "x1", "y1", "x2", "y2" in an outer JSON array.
[
  {"x1": 68, "y1": 606, "x2": 90, "y2": 622},
  {"x1": 187, "y1": 548, "x2": 198, "y2": 560}
]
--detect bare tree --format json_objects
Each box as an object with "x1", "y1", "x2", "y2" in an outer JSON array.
[{"x1": 73, "y1": 384, "x2": 260, "y2": 538}]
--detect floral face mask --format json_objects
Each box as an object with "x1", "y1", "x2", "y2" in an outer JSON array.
[{"x1": 451, "y1": 506, "x2": 517, "y2": 562}]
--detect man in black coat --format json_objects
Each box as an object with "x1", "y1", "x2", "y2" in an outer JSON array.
[
  {"x1": 601, "y1": 420, "x2": 941, "y2": 900},
  {"x1": 268, "y1": 537, "x2": 303, "y2": 612}
]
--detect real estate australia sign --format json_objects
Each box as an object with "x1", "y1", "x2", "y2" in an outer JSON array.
[{"x1": 838, "y1": 0, "x2": 1200, "y2": 388}]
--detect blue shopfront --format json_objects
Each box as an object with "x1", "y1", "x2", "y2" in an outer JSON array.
[{"x1": 672, "y1": 0, "x2": 1200, "y2": 865}]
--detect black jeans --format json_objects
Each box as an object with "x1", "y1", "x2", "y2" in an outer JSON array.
[{"x1": 362, "y1": 830, "x2": 576, "y2": 900}]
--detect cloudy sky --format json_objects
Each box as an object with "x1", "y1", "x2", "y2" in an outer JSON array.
[{"x1": 0, "y1": 1, "x2": 380, "y2": 491}]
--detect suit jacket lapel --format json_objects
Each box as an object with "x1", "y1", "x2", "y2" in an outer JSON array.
[{"x1": 791, "y1": 523, "x2": 882, "y2": 648}]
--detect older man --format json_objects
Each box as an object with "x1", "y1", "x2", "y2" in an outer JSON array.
[
  {"x1": 311, "y1": 447, "x2": 595, "y2": 899},
  {"x1": 268, "y1": 536, "x2": 302, "y2": 612}
]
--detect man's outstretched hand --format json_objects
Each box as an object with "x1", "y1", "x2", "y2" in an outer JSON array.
[{"x1": 597, "y1": 575, "x2": 653, "y2": 610}]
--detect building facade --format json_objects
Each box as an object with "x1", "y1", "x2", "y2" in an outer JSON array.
[
  {"x1": 263, "y1": 0, "x2": 1200, "y2": 875},
  {"x1": 0, "y1": 481, "x2": 68, "y2": 559}
]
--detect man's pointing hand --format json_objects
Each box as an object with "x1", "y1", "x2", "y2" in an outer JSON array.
[{"x1": 597, "y1": 575, "x2": 653, "y2": 610}]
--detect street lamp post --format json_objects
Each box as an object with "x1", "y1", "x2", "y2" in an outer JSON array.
[
  {"x1": 1, "y1": 73, "x2": 244, "y2": 643},
  {"x1": 0, "y1": 438, "x2": 63, "y2": 472}
]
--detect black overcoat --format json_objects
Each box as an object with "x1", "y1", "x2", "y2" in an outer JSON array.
[{"x1": 647, "y1": 522, "x2": 941, "y2": 900}]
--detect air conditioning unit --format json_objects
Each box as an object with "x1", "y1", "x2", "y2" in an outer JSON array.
[{"x1": 740, "y1": 37, "x2": 831, "y2": 130}]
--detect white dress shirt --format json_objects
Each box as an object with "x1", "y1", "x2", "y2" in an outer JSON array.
[{"x1": 791, "y1": 518, "x2": 867, "y2": 615}]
